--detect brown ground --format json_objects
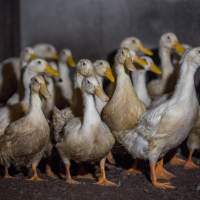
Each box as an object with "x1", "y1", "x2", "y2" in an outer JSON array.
[{"x1": 0, "y1": 147, "x2": 199, "y2": 200}]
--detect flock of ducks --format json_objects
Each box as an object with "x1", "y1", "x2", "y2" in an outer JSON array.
[{"x1": 0, "y1": 32, "x2": 199, "y2": 190}]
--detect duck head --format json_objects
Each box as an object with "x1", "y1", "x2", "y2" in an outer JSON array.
[
  {"x1": 30, "y1": 75, "x2": 51, "y2": 99},
  {"x1": 28, "y1": 59, "x2": 60, "y2": 78},
  {"x1": 93, "y1": 60, "x2": 115, "y2": 83},
  {"x1": 115, "y1": 48, "x2": 150, "y2": 71},
  {"x1": 140, "y1": 56, "x2": 161, "y2": 75},
  {"x1": 160, "y1": 33, "x2": 185, "y2": 56},
  {"x1": 21, "y1": 47, "x2": 37, "y2": 62},
  {"x1": 77, "y1": 59, "x2": 94, "y2": 76},
  {"x1": 120, "y1": 37, "x2": 153, "y2": 56},
  {"x1": 59, "y1": 49, "x2": 76, "y2": 67},
  {"x1": 82, "y1": 76, "x2": 109, "y2": 102},
  {"x1": 33, "y1": 43, "x2": 59, "y2": 61}
]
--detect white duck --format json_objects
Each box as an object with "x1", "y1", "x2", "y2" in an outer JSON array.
[
  {"x1": 119, "y1": 47, "x2": 200, "y2": 189},
  {"x1": 55, "y1": 60, "x2": 115, "y2": 186},
  {"x1": 131, "y1": 56, "x2": 161, "y2": 107},
  {"x1": 0, "y1": 59, "x2": 59, "y2": 139},
  {"x1": 55, "y1": 49, "x2": 76, "y2": 108},
  {"x1": 147, "y1": 32, "x2": 185, "y2": 98}
]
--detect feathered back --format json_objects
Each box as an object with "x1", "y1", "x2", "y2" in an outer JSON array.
[{"x1": 52, "y1": 106, "x2": 74, "y2": 143}]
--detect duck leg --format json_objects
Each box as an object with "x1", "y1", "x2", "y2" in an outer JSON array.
[
  {"x1": 169, "y1": 154, "x2": 185, "y2": 166},
  {"x1": 96, "y1": 157, "x2": 116, "y2": 186},
  {"x1": 155, "y1": 159, "x2": 175, "y2": 180},
  {"x1": 106, "y1": 151, "x2": 116, "y2": 165},
  {"x1": 28, "y1": 162, "x2": 42, "y2": 181},
  {"x1": 184, "y1": 150, "x2": 199, "y2": 170},
  {"x1": 126, "y1": 159, "x2": 141, "y2": 175},
  {"x1": 45, "y1": 164, "x2": 57, "y2": 178},
  {"x1": 150, "y1": 161, "x2": 175, "y2": 189},
  {"x1": 4, "y1": 167, "x2": 13, "y2": 179},
  {"x1": 65, "y1": 162, "x2": 79, "y2": 184}
]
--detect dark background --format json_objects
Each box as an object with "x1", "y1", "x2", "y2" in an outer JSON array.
[{"x1": 1, "y1": 0, "x2": 200, "y2": 61}]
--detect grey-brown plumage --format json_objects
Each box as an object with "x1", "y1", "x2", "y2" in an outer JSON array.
[
  {"x1": 0, "y1": 75, "x2": 50, "y2": 180},
  {"x1": 55, "y1": 60, "x2": 115, "y2": 185}
]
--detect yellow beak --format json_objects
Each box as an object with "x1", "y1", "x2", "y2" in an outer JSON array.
[
  {"x1": 95, "y1": 86, "x2": 109, "y2": 102},
  {"x1": 172, "y1": 42, "x2": 185, "y2": 55},
  {"x1": 30, "y1": 53, "x2": 37, "y2": 60},
  {"x1": 139, "y1": 45, "x2": 153, "y2": 56},
  {"x1": 149, "y1": 63, "x2": 162, "y2": 75},
  {"x1": 133, "y1": 56, "x2": 148, "y2": 68},
  {"x1": 44, "y1": 65, "x2": 60, "y2": 77},
  {"x1": 67, "y1": 55, "x2": 76, "y2": 67},
  {"x1": 104, "y1": 68, "x2": 115, "y2": 83},
  {"x1": 52, "y1": 53, "x2": 59, "y2": 61}
]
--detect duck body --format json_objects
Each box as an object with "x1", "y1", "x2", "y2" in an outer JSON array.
[
  {"x1": 56, "y1": 91, "x2": 114, "y2": 163},
  {"x1": 0, "y1": 86, "x2": 49, "y2": 168},
  {"x1": 187, "y1": 109, "x2": 200, "y2": 153},
  {"x1": 118, "y1": 48, "x2": 200, "y2": 188},
  {"x1": 102, "y1": 64, "x2": 145, "y2": 133}
]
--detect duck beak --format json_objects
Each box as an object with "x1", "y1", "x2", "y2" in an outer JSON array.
[
  {"x1": 44, "y1": 65, "x2": 60, "y2": 77},
  {"x1": 133, "y1": 56, "x2": 148, "y2": 68},
  {"x1": 138, "y1": 44, "x2": 153, "y2": 56},
  {"x1": 172, "y1": 42, "x2": 185, "y2": 55},
  {"x1": 149, "y1": 63, "x2": 162, "y2": 75},
  {"x1": 30, "y1": 53, "x2": 37, "y2": 60},
  {"x1": 40, "y1": 83, "x2": 51, "y2": 99},
  {"x1": 95, "y1": 86, "x2": 109, "y2": 102},
  {"x1": 104, "y1": 68, "x2": 115, "y2": 82},
  {"x1": 52, "y1": 53, "x2": 59, "y2": 61},
  {"x1": 67, "y1": 55, "x2": 76, "y2": 67}
]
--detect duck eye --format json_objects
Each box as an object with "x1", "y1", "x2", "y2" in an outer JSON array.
[
  {"x1": 167, "y1": 36, "x2": 171, "y2": 40},
  {"x1": 37, "y1": 60, "x2": 42, "y2": 65},
  {"x1": 132, "y1": 39, "x2": 136, "y2": 43},
  {"x1": 100, "y1": 62, "x2": 103, "y2": 65},
  {"x1": 82, "y1": 62, "x2": 86, "y2": 66}
]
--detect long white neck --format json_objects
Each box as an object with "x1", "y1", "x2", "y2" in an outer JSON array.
[
  {"x1": 160, "y1": 47, "x2": 174, "y2": 81},
  {"x1": 74, "y1": 73, "x2": 83, "y2": 89},
  {"x1": 28, "y1": 92, "x2": 44, "y2": 119},
  {"x1": 94, "y1": 75, "x2": 106, "y2": 113},
  {"x1": 21, "y1": 69, "x2": 37, "y2": 107},
  {"x1": 171, "y1": 61, "x2": 198, "y2": 104},
  {"x1": 82, "y1": 92, "x2": 101, "y2": 130},
  {"x1": 57, "y1": 62, "x2": 73, "y2": 100},
  {"x1": 132, "y1": 70, "x2": 151, "y2": 107}
]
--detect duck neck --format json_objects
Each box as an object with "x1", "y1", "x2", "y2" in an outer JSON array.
[
  {"x1": 172, "y1": 61, "x2": 198, "y2": 103},
  {"x1": 58, "y1": 61, "x2": 72, "y2": 99},
  {"x1": 94, "y1": 75, "x2": 105, "y2": 113},
  {"x1": 132, "y1": 70, "x2": 151, "y2": 107},
  {"x1": 159, "y1": 46, "x2": 174, "y2": 82},
  {"x1": 21, "y1": 69, "x2": 37, "y2": 107},
  {"x1": 74, "y1": 73, "x2": 83, "y2": 89},
  {"x1": 28, "y1": 92, "x2": 44, "y2": 117},
  {"x1": 82, "y1": 91, "x2": 101, "y2": 130}
]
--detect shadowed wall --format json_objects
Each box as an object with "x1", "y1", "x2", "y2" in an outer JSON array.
[{"x1": 20, "y1": 0, "x2": 200, "y2": 60}]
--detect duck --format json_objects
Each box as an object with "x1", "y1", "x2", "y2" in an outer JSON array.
[
  {"x1": 120, "y1": 37, "x2": 153, "y2": 56},
  {"x1": 55, "y1": 60, "x2": 115, "y2": 186},
  {"x1": 93, "y1": 60, "x2": 115, "y2": 113},
  {"x1": 55, "y1": 49, "x2": 76, "y2": 109},
  {"x1": 0, "y1": 47, "x2": 37, "y2": 104},
  {"x1": 147, "y1": 32, "x2": 185, "y2": 98},
  {"x1": 118, "y1": 47, "x2": 200, "y2": 189},
  {"x1": 131, "y1": 56, "x2": 161, "y2": 108},
  {"x1": 185, "y1": 110, "x2": 200, "y2": 169},
  {"x1": 33, "y1": 43, "x2": 59, "y2": 61},
  {"x1": 102, "y1": 48, "x2": 147, "y2": 133},
  {"x1": 0, "y1": 75, "x2": 50, "y2": 180},
  {"x1": 0, "y1": 59, "x2": 59, "y2": 139}
]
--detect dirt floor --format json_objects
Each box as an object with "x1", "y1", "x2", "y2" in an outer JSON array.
[{"x1": 0, "y1": 146, "x2": 200, "y2": 200}]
